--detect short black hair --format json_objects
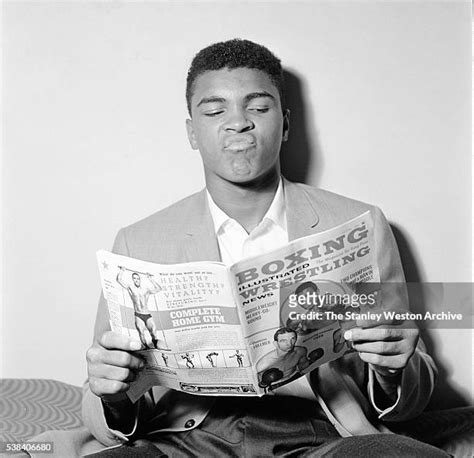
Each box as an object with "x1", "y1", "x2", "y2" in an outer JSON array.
[
  {"x1": 186, "y1": 38, "x2": 285, "y2": 115},
  {"x1": 274, "y1": 327, "x2": 297, "y2": 341}
]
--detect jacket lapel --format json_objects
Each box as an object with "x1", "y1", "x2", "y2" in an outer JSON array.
[
  {"x1": 284, "y1": 178, "x2": 320, "y2": 241},
  {"x1": 180, "y1": 189, "x2": 221, "y2": 263}
]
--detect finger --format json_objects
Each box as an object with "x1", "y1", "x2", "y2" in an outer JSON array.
[
  {"x1": 86, "y1": 344, "x2": 145, "y2": 370},
  {"x1": 100, "y1": 349, "x2": 146, "y2": 370},
  {"x1": 355, "y1": 315, "x2": 404, "y2": 328},
  {"x1": 352, "y1": 340, "x2": 401, "y2": 355},
  {"x1": 89, "y1": 377, "x2": 130, "y2": 397},
  {"x1": 99, "y1": 331, "x2": 143, "y2": 351},
  {"x1": 358, "y1": 351, "x2": 410, "y2": 369},
  {"x1": 92, "y1": 364, "x2": 137, "y2": 383},
  {"x1": 344, "y1": 327, "x2": 404, "y2": 343}
]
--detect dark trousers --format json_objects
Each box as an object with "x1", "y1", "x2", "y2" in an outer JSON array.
[{"x1": 88, "y1": 396, "x2": 450, "y2": 457}]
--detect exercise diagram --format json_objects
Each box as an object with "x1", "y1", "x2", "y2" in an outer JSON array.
[
  {"x1": 181, "y1": 352, "x2": 195, "y2": 369},
  {"x1": 229, "y1": 349, "x2": 244, "y2": 367},
  {"x1": 206, "y1": 352, "x2": 219, "y2": 367},
  {"x1": 173, "y1": 349, "x2": 249, "y2": 369}
]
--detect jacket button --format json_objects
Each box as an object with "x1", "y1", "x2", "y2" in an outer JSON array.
[{"x1": 184, "y1": 419, "x2": 195, "y2": 428}]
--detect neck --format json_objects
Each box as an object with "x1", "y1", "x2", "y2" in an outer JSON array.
[
  {"x1": 276, "y1": 348, "x2": 292, "y2": 357},
  {"x1": 206, "y1": 170, "x2": 281, "y2": 233}
]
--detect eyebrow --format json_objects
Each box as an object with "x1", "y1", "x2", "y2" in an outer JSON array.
[
  {"x1": 196, "y1": 96, "x2": 226, "y2": 108},
  {"x1": 244, "y1": 91, "x2": 275, "y2": 103},
  {"x1": 196, "y1": 91, "x2": 276, "y2": 108}
]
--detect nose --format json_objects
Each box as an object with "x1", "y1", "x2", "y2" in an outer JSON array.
[{"x1": 224, "y1": 107, "x2": 254, "y2": 133}]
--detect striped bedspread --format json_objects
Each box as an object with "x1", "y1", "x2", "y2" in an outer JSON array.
[{"x1": 0, "y1": 379, "x2": 83, "y2": 442}]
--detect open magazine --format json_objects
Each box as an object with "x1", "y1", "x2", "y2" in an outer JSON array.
[{"x1": 97, "y1": 211, "x2": 381, "y2": 402}]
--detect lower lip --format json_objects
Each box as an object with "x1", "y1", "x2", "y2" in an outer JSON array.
[{"x1": 224, "y1": 143, "x2": 255, "y2": 151}]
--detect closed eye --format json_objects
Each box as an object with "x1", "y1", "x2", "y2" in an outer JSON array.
[
  {"x1": 249, "y1": 107, "x2": 269, "y2": 113},
  {"x1": 204, "y1": 110, "x2": 224, "y2": 117}
]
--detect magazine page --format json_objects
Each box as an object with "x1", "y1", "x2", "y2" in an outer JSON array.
[
  {"x1": 97, "y1": 251, "x2": 259, "y2": 402},
  {"x1": 229, "y1": 211, "x2": 380, "y2": 393}
]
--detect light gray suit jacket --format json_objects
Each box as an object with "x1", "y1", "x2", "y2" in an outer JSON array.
[{"x1": 82, "y1": 179, "x2": 437, "y2": 447}]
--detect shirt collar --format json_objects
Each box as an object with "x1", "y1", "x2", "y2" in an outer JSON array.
[{"x1": 206, "y1": 178, "x2": 287, "y2": 234}]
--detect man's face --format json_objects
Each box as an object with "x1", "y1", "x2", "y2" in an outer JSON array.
[
  {"x1": 186, "y1": 68, "x2": 289, "y2": 186},
  {"x1": 275, "y1": 332, "x2": 296, "y2": 352},
  {"x1": 298, "y1": 286, "x2": 319, "y2": 310},
  {"x1": 132, "y1": 274, "x2": 141, "y2": 287}
]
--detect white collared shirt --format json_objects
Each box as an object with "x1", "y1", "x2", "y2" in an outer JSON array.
[{"x1": 206, "y1": 179, "x2": 288, "y2": 267}]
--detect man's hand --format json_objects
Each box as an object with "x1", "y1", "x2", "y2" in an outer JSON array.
[
  {"x1": 344, "y1": 322, "x2": 419, "y2": 405},
  {"x1": 344, "y1": 324, "x2": 419, "y2": 377},
  {"x1": 86, "y1": 331, "x2": 144, "y2": 402}
]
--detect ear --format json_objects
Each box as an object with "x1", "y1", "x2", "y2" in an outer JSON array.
[
  {"x1": 282, "y1": 109, "x2": 290, "y2": 143},
  {"x1": 273, "y1": 340, "x2": 278, "y2": 349},
  {"x1": 186, "y1": 118, "x2": 199, "y2": 150}
]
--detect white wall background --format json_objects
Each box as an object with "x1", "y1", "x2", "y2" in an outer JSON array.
[{"x1": 2, "y1": 1, "x2": 471, "y2": 406}]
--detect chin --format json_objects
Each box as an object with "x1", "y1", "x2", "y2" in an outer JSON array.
[
  {"x1": 226, "y1": 170, "x2": 279, "y2": 187},
  {"x1": 229, "y1": 174, "x2": 256, "y2": 184},
  {"x1": 220, "y1": 172, "x2": 257, "y2": 186},
  {"x1": 230, "y1": 178, "x2": 265, "y2": 188}
]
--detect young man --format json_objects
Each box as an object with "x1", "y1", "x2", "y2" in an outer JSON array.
[{"x1": 82, "y1": 39, "x2": 446, "y2": 456}]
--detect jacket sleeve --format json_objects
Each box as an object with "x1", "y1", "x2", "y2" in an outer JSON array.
[
  {"x1": 368, "y1": 340, "x2": 437, "y2": 422},
  {"x1": 366, "y1": 207, "x2": 437, "y2": 421},
  {"x1": 81, "y1": 229, "x2": 157, "y2": 446}
]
